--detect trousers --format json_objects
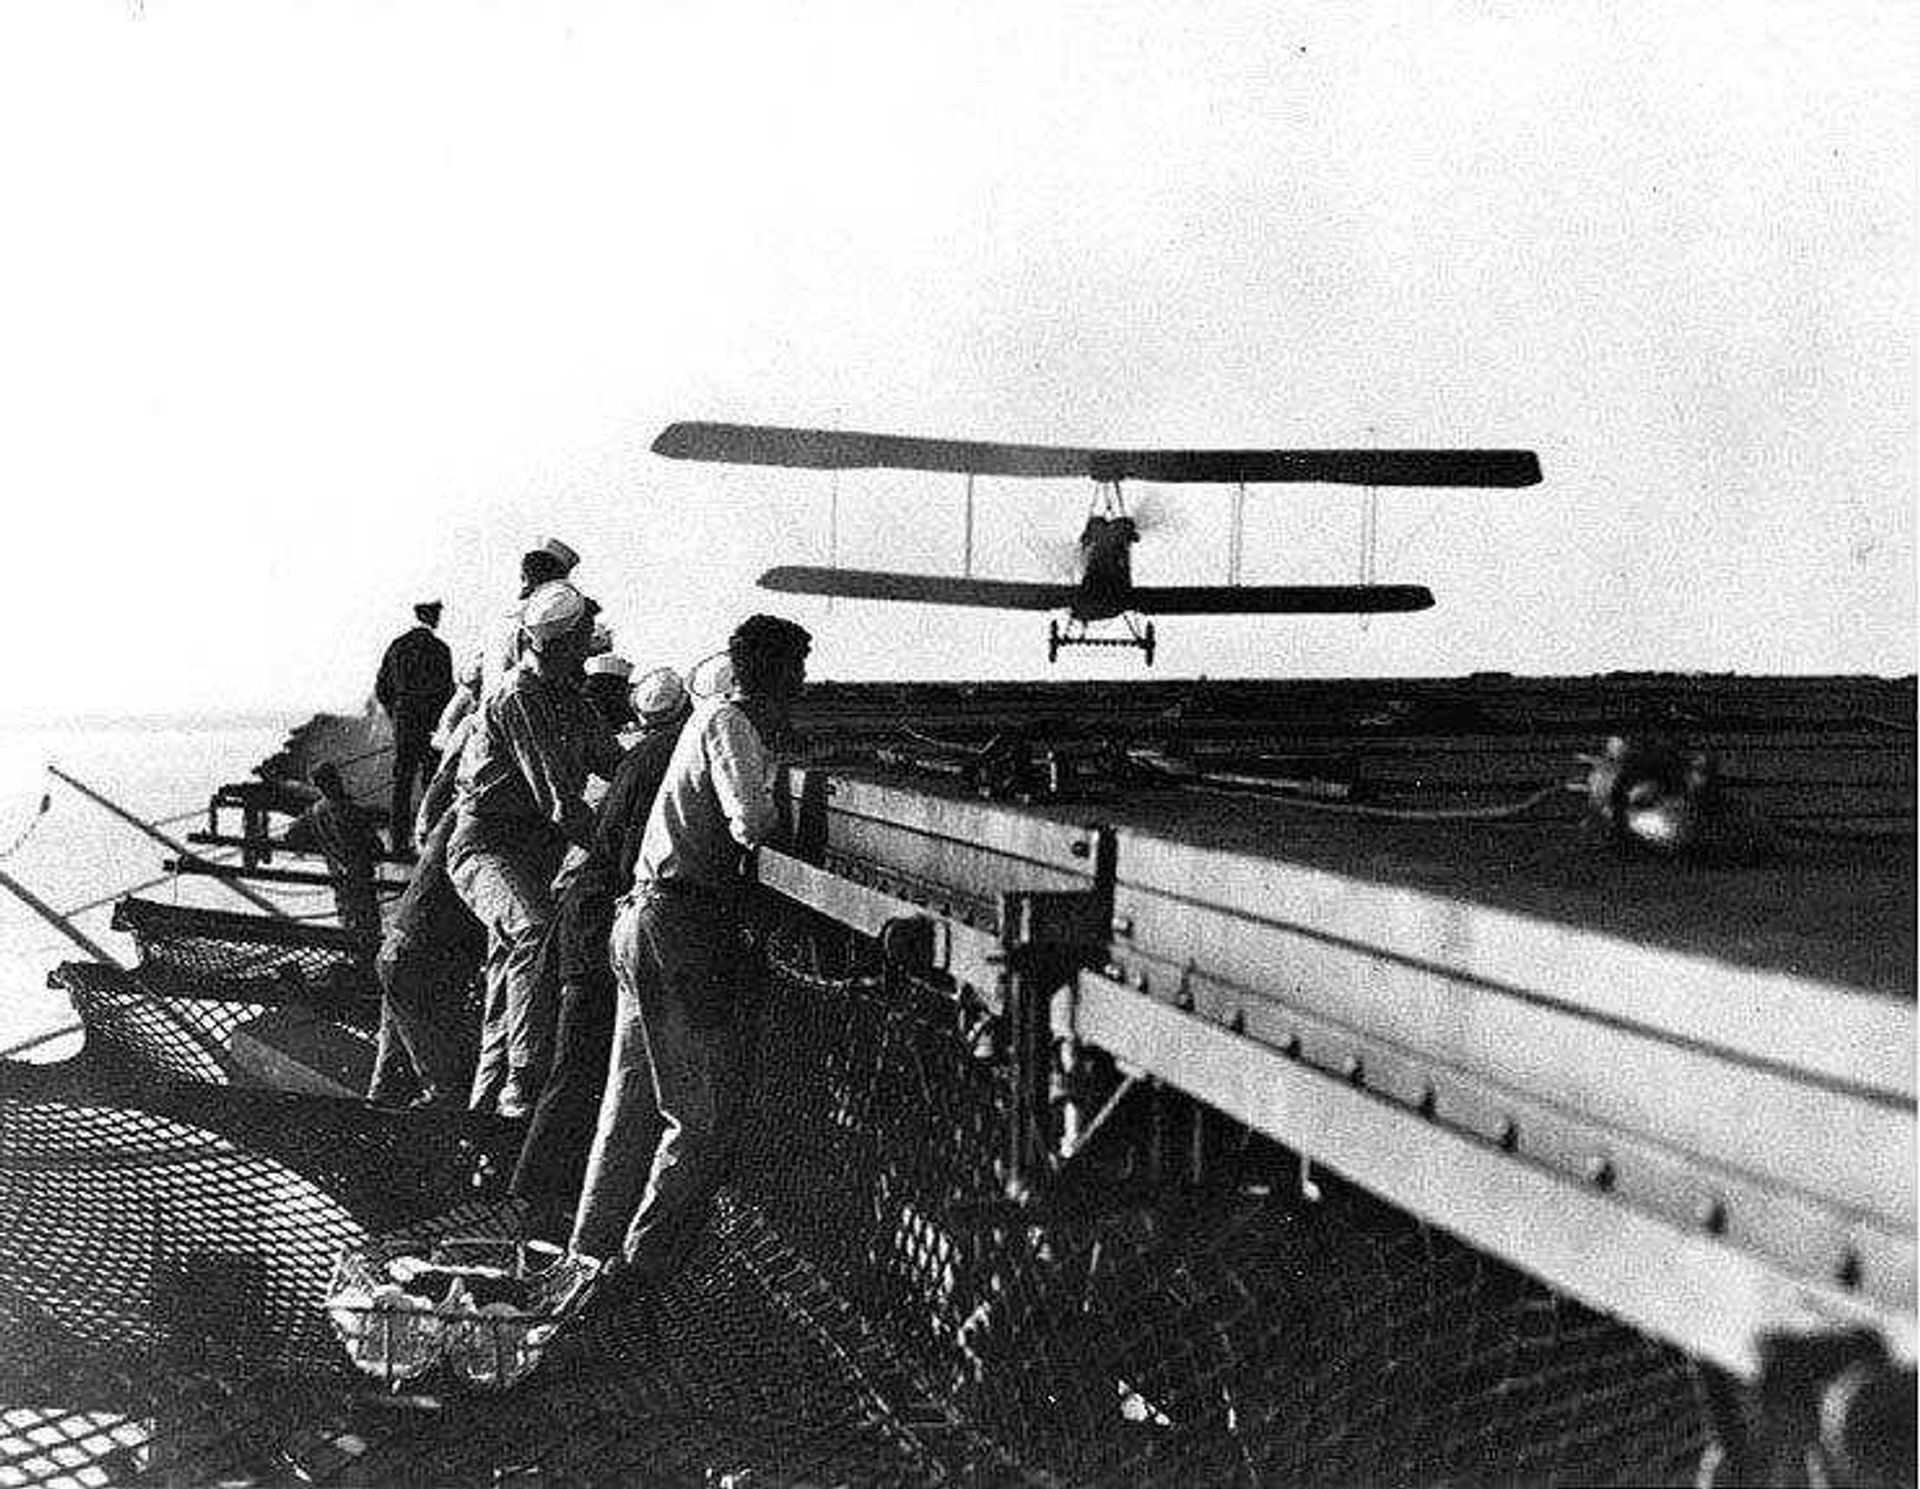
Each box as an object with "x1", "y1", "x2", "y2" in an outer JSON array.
[
  {"x1": 448, "y1": 842, "x2": 558, "y2": 1111},
  {"x1": 373, "y1": 935, "x2": 479, "y2": 1100},
  {"x1": 509, "y1": 970, "x2": 643, "y2": 1241},
  {"x1": 389, "y1": 722, "x2": 440, "y2": 853},
  {"x1": 569, "y1": 888, "x2": 747, "y2": 1271}
]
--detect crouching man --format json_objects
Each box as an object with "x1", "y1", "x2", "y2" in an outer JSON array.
[{"x1": 568, "y1": 615, "x2": 810, "y2": 1284}]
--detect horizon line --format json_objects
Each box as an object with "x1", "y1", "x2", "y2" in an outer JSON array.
[{"x1": 1, "y1": 706, "x2": 323, "y2": 733}]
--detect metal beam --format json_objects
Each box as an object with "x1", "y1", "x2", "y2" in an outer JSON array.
[
  {"x1": 162, "y1": 856, "x2": 408, "y2": 894},
  {"x1": 756, "y1": 848, "x2": 1004, "y2": 1006},
  {"x1": 1069, "y1": 971, "x2": 1914, "y2": 1378},
  {"x1": 186, "y1": 830, "x2": 413, "y2": 867},
  {"x1": 1112, "y1": 826, "x2": 1913, "y2": 1101},
  {"x1": 0, "y1": 867, "x2": 121, "y2": 966}
]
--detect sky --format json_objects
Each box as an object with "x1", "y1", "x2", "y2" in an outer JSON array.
[{"x1": 0, "y1": 2, "x2": 1912, "y2": 721}]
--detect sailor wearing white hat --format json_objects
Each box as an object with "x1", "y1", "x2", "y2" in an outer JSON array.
[
  {"x1": 509, "y1": 661, "x2": 696, "y2": 1241},
  {"x1": 572, "y1": 616, "x2": 811, "y2": 1275},
  {"x1": 631, "y1": 666, "x2": 689, "y2": 725},
  {"x1": 481, "y1": 540, "x2": 588, "y2": 696},
  {"x1": 582, "y1": 653, "x2": 637, "y2": 733},
  {"x1": 584, "y1": 653, "x2": 631, "y2": 680},
  {"x1": 448, "y1": 578, "x2": 623, "y2": 1118}
]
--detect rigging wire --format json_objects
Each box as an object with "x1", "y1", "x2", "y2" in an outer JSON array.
[{"x1": 0, "y1": 784, "x2": 52, "y2": 863}]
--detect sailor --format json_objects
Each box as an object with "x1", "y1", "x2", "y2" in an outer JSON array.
[
  {"x1": 569, "y1": 615, "x2": 810, "y2": 1282},
  {"x1": 512, "y1": 665, "x2": 693, "y2": 1243},
  {"x1": 581, "y1": 653, "x2": 637, "y2": 734},
  {"x1": 448, "y1": 579, "x2": 622, "y2": 1117},
  {"x1": 282, "y1": 760, "x2": 384, "y2": 967},
  {"x1": 431, "y1": 652, "x2": 485, "y2": 757},
  {"x1": 484, "y1": 539, "x2": 582, "y2": 695},
  {"x1": 374, "y1": 600, "x2": 456, "y2": 855},
  {"x1": 368, "y1": 790, "x2": 486, "y2": 1107}
]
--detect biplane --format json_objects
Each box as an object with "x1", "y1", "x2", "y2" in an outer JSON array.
[{"x1": 652, "y1": 422, "x2": 1542, "y2": 664}]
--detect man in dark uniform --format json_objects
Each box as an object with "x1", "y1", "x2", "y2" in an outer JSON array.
[{"x1": 375, "y1": 600, "x2": 456, "y2": 855}]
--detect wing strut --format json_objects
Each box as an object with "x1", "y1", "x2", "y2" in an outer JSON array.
[
  {"x1": 827, "y1": 470, "x2": 840, "y2": 614},
  {"x1": 963, "y1": 473, "x2": 975, "y2": 577},
  {"x1": 1229, "y1": 481, "x2": 1246, "y2": 584}
]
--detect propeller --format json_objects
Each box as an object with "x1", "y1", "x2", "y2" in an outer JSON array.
[
  {"x1": 1022, "y1": 528, "x2": 1083, "y2": 581},
  {"x1": 1127, "y1": 487, "x2": 1187, "y2": 538}
]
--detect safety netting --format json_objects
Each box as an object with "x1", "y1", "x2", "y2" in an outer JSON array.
[
  {"x1": 0, "y1": 908, "x2": 1708, "y2": 1486},
  {"x1": 111, "y1": 899, "x2": 374, "y2": 994},
  {"x1": 39, "y1": 899, "x2": 380, "y2": 1092}
]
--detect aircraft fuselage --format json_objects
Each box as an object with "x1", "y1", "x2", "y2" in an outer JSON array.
[{"x1": 1071, "y1": 515, "x2": 1139, "y2": 621}]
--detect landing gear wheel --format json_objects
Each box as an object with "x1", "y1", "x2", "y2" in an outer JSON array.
[
  {"x1": 1142, "y1": 623, "x2": 1157, "y2": 667},
  {"x1": 1047, "y1": 620, "x2": 1061, "y2": 663}
]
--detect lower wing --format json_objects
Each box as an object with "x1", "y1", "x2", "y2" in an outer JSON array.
[
  {"x1": 1129, "y1": 584, "x2": 1435, "y2": 615},
  {"x1": 758, "y1": 566, "x2": 1077, "y2": 612}
]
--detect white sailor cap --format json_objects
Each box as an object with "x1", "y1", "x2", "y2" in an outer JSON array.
[
  {"x1": 520, "y1": 581, "x2": 588, "y2": 644},
  {"x1": 540, "y1": 537, "x2": 580, "y2": 573},
  {"x1": 632, "y1": 666, "x2": 689, "y2": 723},
  {"x1": 583, "y1": 653, "x2": 633, "y2": 680},
  {"x1": 687, "y1": 653, "x2": 735, "y2": 699}
]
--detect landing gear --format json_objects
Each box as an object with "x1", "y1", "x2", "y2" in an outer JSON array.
[{"x1": 1043, "y1": 613, "x2": 1157, "y2": 665}]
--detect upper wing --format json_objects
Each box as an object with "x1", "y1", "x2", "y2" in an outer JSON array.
[
  {"x1": 1129, "y1": 584, "x2": 1436, "y2": 616},
  {"x1": 656, "y1": 422, "x2": 1541, "y2": 488},
  {"x1": 758, "y1": 566, "x2": 1077, "y2": 611}
]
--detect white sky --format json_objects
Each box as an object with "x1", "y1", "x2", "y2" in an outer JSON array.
[{"x1": 0, "y1": 2, "x2": 1912, "y2": 720}]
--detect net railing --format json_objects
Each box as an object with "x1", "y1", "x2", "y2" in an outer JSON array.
[
  {"x1": 40, "y1": 898, "x2": 383, "y2": 1092},
  {"x1": 46, "y1": 960, "x2": 374, "y2": 1089},
  {"x1": 112, "y1": 897, "x2": 374, "y2": 993},
  {"x1": 0, "y1": 910, "x2": 1710, "y2": 1485}
]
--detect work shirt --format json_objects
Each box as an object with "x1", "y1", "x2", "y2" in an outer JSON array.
[
  {"x1": 633, "y1": 698, "x2": 779, "y2": 893},
  {"x1": 413, "y1": 712, "x2": 474, "y2": 848},
  {"x1": 453, "y1": 661, "x2": 621, "y2": 857},
  {"x1": 432, "y1": 686, "x2": 477, "y2": 754},
  {"x1": 555, "y1": 719, "x2": 686, "y2": 982},
  {"x1": 481, "y1": 603, "x2": 527, "y2": 697}
]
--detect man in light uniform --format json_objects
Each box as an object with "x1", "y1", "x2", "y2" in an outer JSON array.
[
  {"x1": 483, "y1": 539, "x2": 582, "y2": 696},
  {"x1": 448, "y1": 578, "x2": 620, "y2": 1117},
  {"x1": 569, "y1": 616, "x2": 810, "y2": 1281}
]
